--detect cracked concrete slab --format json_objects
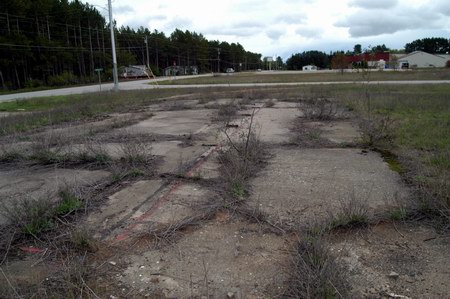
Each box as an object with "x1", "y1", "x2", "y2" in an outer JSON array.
[
  {"x1": 147, "y1": 183, "x2": 212, "y2": 226},
  {"x1": 87, "y1": 179, "x2": 162, "y2": 234},
  {"x1": 306, "y1": 120, "x2": 361, "y2": 144},
  {"x1": 250, "y1": 107, "x2": 300, "y2": 144},
  {"x1": 0, "y1": 168, "x2": 109, "y2": 224},
  {"x1": 248, "y1": 148, "x2": 408, "y2": 226},
  {"x1": 126, "y1": 109, "x2": 216, "y2": 136}
]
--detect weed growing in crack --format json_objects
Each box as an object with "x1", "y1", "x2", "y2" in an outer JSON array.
[
  {"x1": 118, "y1": 139, "x2": 153, "y2": 166},
  {"x1": 359, "y1": 114, "x2": 395, "y2": 148},
  {"x1": 284, "y1": 234, "x2": 350, "y2": 298},
  {"x1": 0, "y1": 135, "x2": 24, "y2": 162},
  {"x1": 29, "y1": 131, "x2": 69, "y2": 164},
  {"x1": 328, "y1": 192, "x2": 370, "y2": 230},
  {"x1": 216, "y1": 101, "x2": 239, "y2": 123},
  {"x1": 218, "y1": 109, "x2": 265, "y2": 201},
  {"x1": 0, "y1": 184, "x2": 88, "y2": 238},
  {"x1": 101, "y1": 139, "x2": 156, "y2": 182},
  {"x1": 300, "y1": 98, "x2": 339, "y2": 121},
  {"x1": 264, "y1": 99, "x2": 275, "y2": 108},
  {"x1": 290, "y1": 118, "x2": 334, "y2": 148},
  {"x1": 1, "y1": 195, "x2": 55, "y2": 236}
]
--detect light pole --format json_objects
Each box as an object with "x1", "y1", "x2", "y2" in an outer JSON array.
[{"x1": 108, "y1": 0, "x2": 119, "y2": 91}]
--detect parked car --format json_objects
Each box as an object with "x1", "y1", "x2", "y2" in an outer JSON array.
[{"x1": 226, "y1": 68, "x2": 235, "y2": 73}]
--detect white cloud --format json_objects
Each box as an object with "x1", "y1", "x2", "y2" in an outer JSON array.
[
  {"x1": 349, "y1": 0, "x2": 398, "y2": 9},
  {"x1": 296, "y1": 26, "x2": 324, "y2": 39},
  {"x1": 336, "y1": 6, "x2": 444, "y2": 37},
  {"x1": 89, "y1": 0, "x2": 448, "y2": 58}
]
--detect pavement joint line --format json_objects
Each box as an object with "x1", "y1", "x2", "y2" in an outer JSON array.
[{"x1": 110, "y1": 108, "x2": 262, "y2": 245}]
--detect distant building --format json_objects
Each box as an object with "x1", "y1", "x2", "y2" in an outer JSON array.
[
  {"x1": 302, "y1": 65, "x2": 317, "y2": 71},
  {"x1": 163, "y1": 66, "x2": 198, "y2": 76},
  {"x1": 346, "y1": 52, "x2": 390, "y2": 68},
  {"x1": 395, "y1": 51, "x2": 448, "y2": 68},
  {"x1": 120, "y1": 65, "x2": 148, "y2": 78}
]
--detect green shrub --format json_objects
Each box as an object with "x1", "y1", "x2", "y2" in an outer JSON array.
[
  {"x1": 48, "y1": 71, "x2": 79, "y2": 86},
  {"x1": 24, "y1": 79, "x2": 44, "y2": 88}
]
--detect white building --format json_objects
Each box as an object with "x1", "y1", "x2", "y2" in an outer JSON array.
[
  {"x1": 396, "y1": 51, "x2": 448, "y2": 68},
  {"x1": 302, "y1": 65, "x2": 317, "y2": 71}
]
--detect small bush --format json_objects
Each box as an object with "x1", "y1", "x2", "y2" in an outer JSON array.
[
  {"x1": 118, "y1": 139, "x2": 153, "y2": 167},
  {"x1": 0, "y1": 139, "x2": 24, "y2": 162},
  {"x1": 300, "y1": 98, "x2": 338, "y2": 120},
  {"x1": 216, "y1": 101, "x2": 239, "y2": 123},
  {"x1": 359, "y1": 114, "x2": 395, "y2": 147},
  {"x1": 218, "y1": 110, "x2": 265, "y2": 201},
  {"x1": 3, "y1": 197, "x2": 55, "y2": 236},
  {"x1": 264, "y1": 99, "x2": 275, "y2": 107}
]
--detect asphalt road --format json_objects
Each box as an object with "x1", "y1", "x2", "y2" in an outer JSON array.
[{"x1": 1, "y1": 73, "x2": 449, "y2": 102}]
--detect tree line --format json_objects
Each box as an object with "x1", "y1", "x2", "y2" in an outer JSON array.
[
  {"x1": 286, "y1": 37, "x2": 450, "y2": 70},
  {"x1": 0, "y1": 0, "x2": 262, "y2": 90}
]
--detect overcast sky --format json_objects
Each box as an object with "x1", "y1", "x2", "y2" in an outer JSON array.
[{"x1": 90, "y1": 0, "x2": 450, "y2": 59}]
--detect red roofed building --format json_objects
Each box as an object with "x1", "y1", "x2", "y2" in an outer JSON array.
[{"x1": 346, "y1": 52, "x2": 391, "y2": 68}]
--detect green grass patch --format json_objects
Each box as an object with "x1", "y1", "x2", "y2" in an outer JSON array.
[
  {"x1": 390, "y1": 207, "x2": 408, "y2": 221},
  {"x1": 345, "y1": 83, "x2": 450, "y2": 220},
  {"x1": 55, "y1": 190, "x2": 83, "y2": 215},
  {"x1": 231, "y1": 181, "x2": 246, "y2": 200},
  {"x1": 0, "y1": 96, "x2": 72, "y2": 112}
]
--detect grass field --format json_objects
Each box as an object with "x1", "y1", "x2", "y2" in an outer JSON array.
[{"x1": 159, "y1": 68, "x2": 450, "y2": 85}]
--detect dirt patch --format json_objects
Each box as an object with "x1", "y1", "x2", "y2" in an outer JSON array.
[
  {"x1": 330, "y1": 222, "x2": 450, "y2": 298},
  {"x1": 118, "y1": 219, "x2": 287, "y2": 298},
  {"x1": 248, "y1": 148, "x2": 409, "y2": 227}
]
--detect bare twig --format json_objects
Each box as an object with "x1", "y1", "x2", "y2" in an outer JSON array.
[{"x1": 80, "y1": 276, "x2": 100, "y2": 299}]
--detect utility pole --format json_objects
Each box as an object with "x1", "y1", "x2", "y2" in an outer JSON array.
[
  {"x1": 108, "y1": 0, "x2": 119, "y2": 91},
  {"x1": 46, "y1": 16, "x2": 50, "y2": 41},
  {"x1": 155, "y1": 39, "x2": 159, "y2": 70},
  {"x1": 217, "y1": 48, "x2": 221, "y2": 73},
  {"x1": 144, "y1": 36, "x2": 150, "y2": 68}
]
